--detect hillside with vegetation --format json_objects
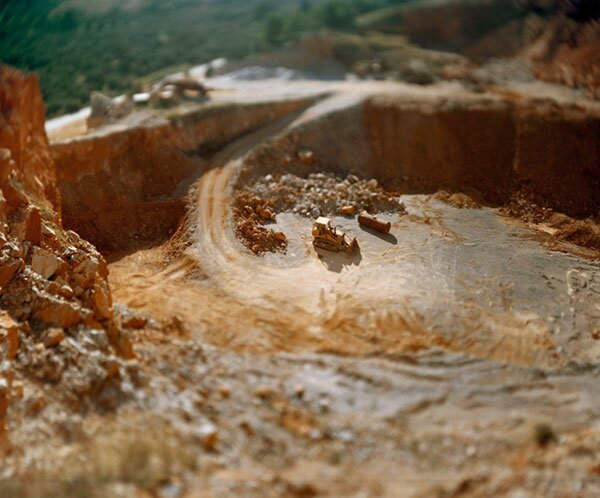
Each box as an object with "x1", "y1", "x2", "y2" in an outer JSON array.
[
  {"x1": 0, "y1": 0, "x2": 414, "y2": 116},
  {"x1": 2, "y1": 0, "x2": 597, "y2": 116}
]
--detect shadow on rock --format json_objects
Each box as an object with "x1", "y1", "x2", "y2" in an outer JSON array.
[
  {"x1": 315, "y1": 246, "x2": 362, "y2": 273},
  {"x1": 359, "y1": 225, "x2": 398, "y2": 245}
]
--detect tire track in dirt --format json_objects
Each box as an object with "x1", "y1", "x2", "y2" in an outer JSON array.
[
  {"x1": 189, "y1": 104, "x2": 341, "y2": 311},
  {"x1": 187, "y1": 93, "x2": 600, "y2": 367}
]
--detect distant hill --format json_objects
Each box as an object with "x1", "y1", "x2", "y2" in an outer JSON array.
[
  {"x1": 356, "y1": 0, "x2": 547, "y2": 55},
  {"x1": 0, "y1": 0, "x2": 407, "y2": 116},
  {"x1": 3, "y1": 0, "x2": 594, "y2": 117},
  {"x1": 0, "y1": 0, "x2": 288, "y2": 115}
]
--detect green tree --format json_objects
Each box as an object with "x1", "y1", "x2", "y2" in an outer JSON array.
[
  {"x1": 319, "y1": 1, "x2": 356, "y2": 29},
  {"x1": 300, "y1": 0, "x2": 312, "y2": 12},
  {"x1": 264, "y1": 12, "x2": 285, "y2": 46},
  {"x1": 50, "y1": 8, "x2": 78, "y2": 32},
  {"x1": 254, "y1": 0, "x2": 272, "y2": 20}
]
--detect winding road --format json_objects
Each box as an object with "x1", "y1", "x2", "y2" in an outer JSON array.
[{"x1": 188, "y1": 94, "x2": 600, "y2": 368}]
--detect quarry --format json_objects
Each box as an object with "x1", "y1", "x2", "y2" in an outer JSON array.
[
  {"x1": 1, "y1": 2, "x2": 600, "y2": 496},
  {"x1": 0, "y1": 64, "x2": 598, "y2": 498}
]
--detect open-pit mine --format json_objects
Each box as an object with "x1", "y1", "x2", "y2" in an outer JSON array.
[{"x1": 1, "y1": 59, "x2": 600, "y2": 498}]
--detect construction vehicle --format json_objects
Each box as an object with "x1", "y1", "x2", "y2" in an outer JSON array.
[
  {"x1": 358, "y1": 211, "x2": 391, "y2": 234},
  {"x1": 312, "y1": 217, "x2": 359, "y2": 253}
]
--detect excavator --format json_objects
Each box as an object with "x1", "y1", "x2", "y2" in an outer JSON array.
[{"x1": 312, "y1": 217, "x2": 359, "y2": 253}]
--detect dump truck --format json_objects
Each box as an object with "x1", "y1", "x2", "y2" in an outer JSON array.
[{"x1": 312, "y1": 217, "x2": 359, "y2": 253}]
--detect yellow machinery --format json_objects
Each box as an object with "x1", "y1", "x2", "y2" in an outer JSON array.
[{"x1": 312, "y1": 217, "x2": 358, "y2": 253}]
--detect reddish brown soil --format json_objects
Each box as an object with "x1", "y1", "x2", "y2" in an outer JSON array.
[
  {"x1": 525, "y1": 18, "x2": 600, "y2": 98},
  {"x1": 433, "y1": 190, "x2": 482, "y2": 209},
  {"x1": 4, "y1": 70, "x2": 600, "y2": 498},
  {"x1": 500, "y1": 191, "x2": 600, "y2": 258},
  {"x1": 52, "y1": 99, "x2": 313, "y2": 259}
]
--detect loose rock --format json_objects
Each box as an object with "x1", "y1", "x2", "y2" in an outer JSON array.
[
  {"x1": 197, "y1": 422, "x2": 219, "y2": 451},
  {"x1": 33, "y1": 299, "x2": 83, "y2": 328},
  {"x1": 31, "y1": 247, "x2": 63, "y2": 280},
  {"x1": 42, "y1": 328, "x2": 65, "y2": 348},
  {"x1": 298, "y1": 149, "x2": 316, "y2": 165},
  {"x1": 0, "y1": 312, "x2": 20, "y2": 359}
]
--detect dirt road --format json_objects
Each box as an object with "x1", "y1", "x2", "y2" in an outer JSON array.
[
  {"x1": 103, "y1": 86, "x2": 600, "y2": 497},
  {"x1": 188, "y1": 92, "x2": 600, "y2": 366}
]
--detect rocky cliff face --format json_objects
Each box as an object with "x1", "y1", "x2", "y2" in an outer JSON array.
[
  {"x1": 244, "y1": 93, "x2": 600, "y2": 218},
  {"x1": 0, "y1": 67, "x2": 60, "y2": 217},
  {"x1": 525, "y1": 16, "x2": 600, "y2": 98},
  {"x1": 0, "y1": 66, "x2": 132, "y2": 445},
  {"x1": 52, "y1": 99, "x2": 313, "y2": 258},
  {"x1": 362, "y1": 0, "x2": 599, "y2": 98}
]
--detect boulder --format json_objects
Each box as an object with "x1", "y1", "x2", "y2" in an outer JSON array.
[
  {"x1": 90, "y1": 283, "x2": 112, "y2": 320},
  {"x1": 298, "y1": 149, "x2": 316, "y2": 165},
  {"x1": 197, "y1": 422, "x2": 219, "y2": 451},
  {"x1": 31, "y1": 247, "x2": 64, "y2": 280},
  {"x1": 116, "y1": 331, "x2": 134, "y2": 359},
  {"x1": 259, "y1": 208, "x2": 274, "y2": 220},
  {"x1": 71, "y1": 256, "x2": 103, "y2": 290},
  {"x1": 0, "y1": 312, "x2": 20, "y2": 359},
  {"x1": 40, "y1": 223, "x2": 62, "y2": 252},
  {"x1": 121, "y1": 313, "x2": 147, "y2": 330},
  {"x1": 1, "y1": 172, "x2": 29, "y2": 209},
  {"x1": 33, "y1": 298, "x2": 84, "y2": 328},
  {"x1": 0, "y1": 258, "x2": 23, "y2": 288},
  {"x1": 11, "y1": 206, "x2": 42, "y2": 245},
  {"x1": 0, "y1": 149, "x2": 29, "y2": 209},
  {"x1": 340, "y1": 205, "x2": 356, "y2": 216},
  {"x1": 42, "y1": 328, "x2": 65, "y2": 348},
  {"x1": 106, "y1": 321, "x2": 134, "y2": 359}
]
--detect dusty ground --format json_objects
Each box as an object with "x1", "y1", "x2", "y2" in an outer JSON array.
[
  {"x1": 100, "y1": 83, "x2": 600, "y2": 497},
  {"x1": 4, "y1": 77, "x2": 600, "y2": 497}
]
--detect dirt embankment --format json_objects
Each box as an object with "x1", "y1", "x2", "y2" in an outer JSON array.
[
  {"x1": 0, "y1": 67, "x2": 60, "y2": 217},
  {"x1": 52, "y1": 100, "x2": 315, "y2": 259},
  {"x1": 241, "y1": 93, "x2": 599, "y2": 220},
  {"x1": 49, "y1": 85, "x2": 600, "y2": 269},
  {"x1": 367, "y1": 97, "x2": 600, "y2": 218},
  {"x1": 10, "y1": 77, "x2": 599, "y2": 497}
]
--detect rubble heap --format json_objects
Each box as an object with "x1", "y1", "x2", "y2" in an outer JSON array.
[
  {"x1": 247, "y1": 171, "x2": 405, "y2": 219},
  {"x1": 500, "y1": 190, "x2": 600, "y2": 251},
  {"x1": 232, "y1": 190, "x2": 287, "y2": 255},
  {"x1": 232, "y1": 169, "x2": 404, "y2": 255},
  {"x1": 0, "y1": 66, "x2": 134, "y2": 444},
  {"x1": 88, "y1": 91, "x2": 134, "y2": 129}
]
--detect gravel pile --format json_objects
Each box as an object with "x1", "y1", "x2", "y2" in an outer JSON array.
[{"x1": 248, "y1": 172, "x2": 405, "y2": 219}]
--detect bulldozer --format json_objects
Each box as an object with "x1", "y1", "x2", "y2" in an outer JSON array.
[{"x1": 312, "y1": 217, "x2": 359, "y2": 253}]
